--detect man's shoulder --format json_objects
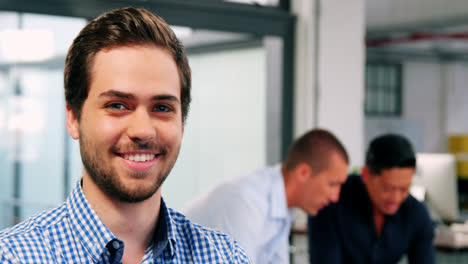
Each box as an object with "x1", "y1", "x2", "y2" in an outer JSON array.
[
  {"x1": 168, "y1": 208, "x2": 251, "y2": 263},
  {"x1": 343, "y1": 174, "x2": 363, "y2": 188},
  {"x1": 0, "y1": 204, "x2": 68, "y2": 262},
  {"x1": 226, "y1": 165, "x2": 277, "y2": 192},
  {"x1": 184, "y1": 166, "x2": 274, "y2": 211},
  {"x1": 334, "y1": 174, "x2": 365, "y2": 203},
  {"x1": 0, "y1": 203, "x2": 67, "y2": 238},
  {"x1": 232, "y1": 165, "x2": 281, "y2": 203},
  {"x1": 401, "y1": 194, "x2": 432, "y2": 220}
]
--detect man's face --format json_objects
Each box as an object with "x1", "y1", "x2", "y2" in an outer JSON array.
[
  {"x1": 301, "y1": 152, "x2": 349, "y2": 215},
  {"x1": 66, "y1": 45, "x2": 183, "y2": 203},
  {"x1": 363, "y1": 167, "x2": 414, "y2": 215}
]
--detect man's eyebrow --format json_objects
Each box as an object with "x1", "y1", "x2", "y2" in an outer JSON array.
[
  {"x1": 151, "y1": 95, "x2": 180, "y2": 104},
  {"x1": 98, "y1": 90, "x2": 180, "y2": 104},
  {"x1": 98, "y1": 90, "x2": 136, "y2": 100}
]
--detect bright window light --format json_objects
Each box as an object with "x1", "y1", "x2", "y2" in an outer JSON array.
[
  {"x1": 0, "y1": 29, "x2": 54, "y2": 62},
  {"x1": 170, "y1": 25, "x2": 193, "y2": 40},
  {"x1": 7, "y1": 96, "x2": 45, "y2": 133},
  {"x1": 0, "y1": 107, "x2": 5, "y2": 131}
]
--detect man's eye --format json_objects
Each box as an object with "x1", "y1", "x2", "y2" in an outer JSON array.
[
  {"x1": 154, "y1": 105, "x2": 171, "y2": 112},
  {"x1": 108, "y1": 103, "x2": 126, "y2": 110}
]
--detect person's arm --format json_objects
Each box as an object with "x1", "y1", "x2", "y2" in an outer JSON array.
[
  {"x1": 407, "y1": 207, "x2": 435, "y2": 264},
  {"x1": 216, "y1": 191, "x2": 264, "y2": 263},
  {"x1": 307, "y1": 205, "x2": 342, "y2": 264},
  {"x1": 183, "y1": 186, "x2": 263, "y2": 263}
]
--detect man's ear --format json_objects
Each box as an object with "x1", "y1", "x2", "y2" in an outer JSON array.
[
  {"x1": 66, "y1": 105, "x2": 80, "y2": 140},
  {"x1": 295, "y1": 162, "x2": 313, "y2": 183},
  {"x1": 361, "y1": 166, "x2": 370, "y2": 184}
]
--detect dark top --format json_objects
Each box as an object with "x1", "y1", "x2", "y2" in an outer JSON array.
[{"x1": 308, "y1": 175, "x2": 435, "y2": 264}]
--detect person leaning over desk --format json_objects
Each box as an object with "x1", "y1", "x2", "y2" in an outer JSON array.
[
  {"x1": 183, "y1": 128, "x2": 350, "y2": 264},
  {"x1": 0, "y1": 7, "x2": 250, "y2": 264},
  {"x1": 308, "y1": 134, "x2": 435, "y2": 264}
]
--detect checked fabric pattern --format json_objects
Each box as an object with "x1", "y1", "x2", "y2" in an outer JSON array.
[{"x1": 0, "y1": 182, "x2": 251, "y2": 263}]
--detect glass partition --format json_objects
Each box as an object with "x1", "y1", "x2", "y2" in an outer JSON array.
[
  {"x1": 0, "y1": 11, "x2": 277, "y2": 226},
  {"x1": 0, "y1": 12, "x2": 87, "y2": 229},
  {"x1": 164, "y1": 45, "x2": 267, "y2": 209}
]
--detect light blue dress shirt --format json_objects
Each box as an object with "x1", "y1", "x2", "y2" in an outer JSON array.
[{"x1": 183, "y1": 165, "x2": 293, "y2": 264}]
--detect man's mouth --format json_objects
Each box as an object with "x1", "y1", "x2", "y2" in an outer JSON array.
[
  {"x1": 114, "y1": 150, "x2": 163, "y2": 162},
  {"x1": 123, "y1": 153, "x2": 158, "y2": 162},
  {"x1": 115, "y1": 151, "x2": 163, "y2": 172},
  {"x1": 385, "y1": 202, "x2": 399, "y2": 212}
]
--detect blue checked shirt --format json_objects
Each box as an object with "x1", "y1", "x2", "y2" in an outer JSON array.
[{"x1": 0, "y1": 182, "x2": 251, "y2": 263}]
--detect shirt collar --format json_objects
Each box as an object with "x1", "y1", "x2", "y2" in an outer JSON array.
[
  {"x1": 269, "y1": 164, "x2": 290, "y2": 220},
  {"x1": 153, "y1": 198, "x2": 177, "y2": 261},
  {"x1": 66, "y1": 180, "x2": 116, "y2": 262},
  {"x1": 66, "y1": 180, "x2": 177, "y2": 262}
]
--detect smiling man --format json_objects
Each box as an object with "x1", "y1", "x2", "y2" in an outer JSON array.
[
  {"x1": 183, "y1": 129, "x2": 349, "y2": 264},
  {"x1": 0, "y1": 7, "x2": 250, "y2": 264},
  {"x1": 308, "y1": 134, "x2": 435, "y2": 264}
]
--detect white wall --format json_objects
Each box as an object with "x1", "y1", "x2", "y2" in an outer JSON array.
[
  {"x1": 446, "y1": 63, "x2": 468, "y2": 134},
  {"x1": 366, "y1": 61, "x2": 468, "y2": 154},
  {"x1": 292, "y1": 0, "x2": 366, "y2": 169},
  {"x1": 317, "y1": 0, "x2": 366, "y2": 168},
  {"x1": 403, "y1": 62, "x2": 445, "y2": 152}
]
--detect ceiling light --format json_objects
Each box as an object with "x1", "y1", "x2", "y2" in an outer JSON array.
[{"x1": 0, "y1": 29, "x2": 54, "y2": 62}]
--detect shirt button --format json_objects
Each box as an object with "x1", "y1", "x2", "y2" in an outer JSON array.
[{"x1": 112, "y1": 240, "x2": 120, "y2": 249}]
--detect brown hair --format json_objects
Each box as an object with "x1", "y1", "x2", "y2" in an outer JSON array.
[
  {"x1": 64, "y1": 7, "x2": 191, "y2": 122},
  {"x1": 283, "y1": 128, "x2": 349, "y2": 174}
]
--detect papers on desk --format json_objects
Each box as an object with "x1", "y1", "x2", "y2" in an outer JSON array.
[{"x1": 435, "y1": 223, "x2": 468, "y2": 248}]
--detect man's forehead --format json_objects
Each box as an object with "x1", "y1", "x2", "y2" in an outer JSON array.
[
  {"x1": 377, "y1": 169, "x2": 414, "y2": 184},
  {"x1": 380, "y1": 167, "x2": 415, "y2": 176},
  {"x1": 87, "y1": 46, "x2": 181, "y2": 100}
]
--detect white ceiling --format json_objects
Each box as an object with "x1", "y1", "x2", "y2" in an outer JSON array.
[{"x1": 366, "y1": 0, "x2": 468, "y2": 60}]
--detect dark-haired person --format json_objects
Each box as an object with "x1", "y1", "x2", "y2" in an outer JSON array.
[
  {"x1": 0, "y1": 7, "x2": 250, "y2": 263},
  {"x1": 308, "y1": 134, "x2": 435, "y2": 264},
  {"x1": 183, "y1": 129, "x2": 349, "y2": 264}
]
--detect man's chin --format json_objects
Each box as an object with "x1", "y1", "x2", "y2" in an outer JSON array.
[
  {"x1": 307, "y1": 208, "x2": 319, "y2": 216},
  {"x1": 111, "y1": 186, "x2": 159, "y2": 203},
  {"x1": 96, "y1": 175, "x2": 162, "y2": 203},
  {"x1": 381, "y1": 206, "x2": 399, "y2": 216}
]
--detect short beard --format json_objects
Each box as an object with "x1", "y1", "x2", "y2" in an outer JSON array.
[{"x1": 79, "y1": 132, "x2": 175, "y2": 203}]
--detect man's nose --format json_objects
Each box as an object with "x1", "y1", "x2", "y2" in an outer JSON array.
[
  {"x1": 389, "y1": 191, "x2": 404, "y2": 204},
  {"x1": 126, "y1": 109, "x2": 156, "y2": 143}
]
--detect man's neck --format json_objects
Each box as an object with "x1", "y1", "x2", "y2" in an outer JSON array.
[
  {"x1": 282, "y1": 165, "x2": 296, "y2": 209},
  {"x1": 82, "y1": 176, "x2": 161, "y2": 263},
  {"x1": 373, "y1": 209, "x2": 385, "y2": 237}
]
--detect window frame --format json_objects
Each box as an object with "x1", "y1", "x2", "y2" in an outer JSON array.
[{"x1": 365, "y1": 62, "x2": 403, "y2": 117}]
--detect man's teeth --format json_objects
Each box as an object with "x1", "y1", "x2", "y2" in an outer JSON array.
[{"x1": 123, "y1": 154, "x2": 156, "y2": 162}]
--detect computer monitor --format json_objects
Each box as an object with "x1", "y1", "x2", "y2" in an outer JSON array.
[{"x1": 411, "y1": 153, "x2": 459, "y2": 222}]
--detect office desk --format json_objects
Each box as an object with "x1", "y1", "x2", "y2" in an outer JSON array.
[
  {"x1": 431, "y1": 225, "x2": 468, "y2": 263},
  {"x1": 435, "y1": 247, "x2": 468, "y2": 264}
]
